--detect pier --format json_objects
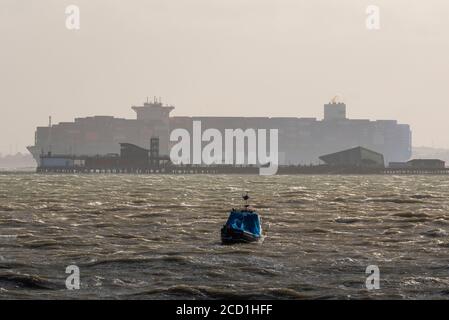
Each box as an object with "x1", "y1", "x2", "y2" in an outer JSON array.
[
  {"x1": 36, "y1": 141, "x2": 449, "y2": 175},
  {"x1": 36, "y1": 164, "x2": 449, "y2": 175}
]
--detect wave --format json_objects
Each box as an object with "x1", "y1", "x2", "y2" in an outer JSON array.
[
  {"x1": 0, "y1": 272, "x2": 57, "y2": 290},
  {"x1": 391, "y1": 212, "x2": 430, "y2": 218},
  {"x1": 335, "y1": 217, "x2": 361, "y2": 224},
  {"x1": 421, "y1": 229, "x2": 448, "y2": 238},
  {"x1": 128, "y1": 284, "x2": 309, "y2": 299},
  {"x1": 366, "y1": 198, "x2": 424, "y2": 204},
  {"x1": 83, "y1": 255, "x2": 196, "y2": 268}
]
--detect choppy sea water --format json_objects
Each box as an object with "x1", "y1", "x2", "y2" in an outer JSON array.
[{"x1": 1, "y1": 173, "x2": 449, "y2": 299}]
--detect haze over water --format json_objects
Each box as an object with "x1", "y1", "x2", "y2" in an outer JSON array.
[{"x1": 1, "y1": 174, "x2": 449, "y2": 299}]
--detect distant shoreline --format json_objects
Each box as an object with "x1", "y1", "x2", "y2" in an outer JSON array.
[{"x1": 0, "y1": 167, "x2": 36, "y2": 174}]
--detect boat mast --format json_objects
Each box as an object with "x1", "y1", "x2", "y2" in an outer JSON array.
[{"x1": 243, "y1": 192, "x2": 250, "y2": 209}]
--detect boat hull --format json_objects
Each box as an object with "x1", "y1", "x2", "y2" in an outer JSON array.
[{"x1": 220, "y1": 225, "x2": 261, "y2": 244}]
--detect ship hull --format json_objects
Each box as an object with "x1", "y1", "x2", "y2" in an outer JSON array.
[{"x1": 27, "y1": 146, "x2": 41, "y2": 166}]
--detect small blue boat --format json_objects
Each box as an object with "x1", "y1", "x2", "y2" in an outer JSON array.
[{"x1": 221, "y1": 193, "x2": 262, "y2": 244}]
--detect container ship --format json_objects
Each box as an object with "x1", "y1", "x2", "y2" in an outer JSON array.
[{"x1": 27, "y1": 98, "x2": 412, "y2": 166}]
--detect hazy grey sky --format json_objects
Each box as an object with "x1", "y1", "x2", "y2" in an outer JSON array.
[{"x1": 1, "y1": 0, "x2": 448, "y2": 154}]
